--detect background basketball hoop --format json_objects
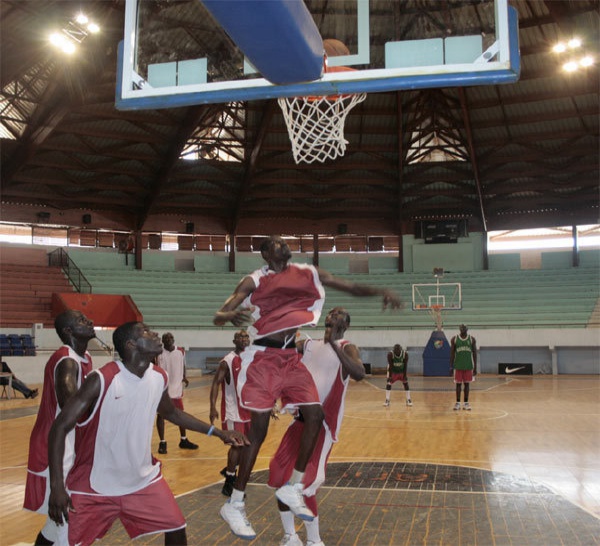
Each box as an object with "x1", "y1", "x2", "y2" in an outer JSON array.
[{"x1": 412, "y1": 271, "x2": 462, "y2": 332}]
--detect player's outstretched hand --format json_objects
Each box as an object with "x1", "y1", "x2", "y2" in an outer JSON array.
[
  {"x1": 221, "y1": 429, "x2": 250, "y2": 447},
  {"x1": 382, "y1": 289, "x2": 403, "y2": 310},
  {"x1": 230, "y1": 307, "x2": 254, "y2": 327},
  {"x1": 48, "y1": 485, "x2": 72, "y2": 525}
]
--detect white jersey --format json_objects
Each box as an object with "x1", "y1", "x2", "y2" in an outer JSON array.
[
  {"x1": 156, "y1": 346, "x2": 185, "y2": 399},
  {"x1": 66, "y1": 361, "x2": 167, "y2": 496},
  {"x1": 221, "y1": 351, "x2": 250, "y2": 423},
  {"x1": 302, "y1": 338, "x2": 350, "y2": 442}
]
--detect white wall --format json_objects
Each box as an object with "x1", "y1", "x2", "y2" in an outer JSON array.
[{"x1": 5, "y1": 326, "x2": 598, "y2": 385}]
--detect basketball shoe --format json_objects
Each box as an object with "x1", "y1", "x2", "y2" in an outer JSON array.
[
  {"x1": 158, "y1": 441, "x2": 167, "y2": 454},
  {"x1": 453, "y1": 402, "x2": 461, "y2": 411},
  {"x1": 220, "y1": 499, "x2": 256, "y2": 540},
  {"x1": 279, "y1": 533, "x2": 302, "y2": 546},
  {"x1": 179, "y1": 438, "x2": 198, "y2": 450},
  {"x1": 406, "y1": 399, "x2": 413, "y2": 407},
  {"x1": 383, "y1": 400, "x2": 390, "y2": 407},
  {"x1": 275, "y1": 483, "x2": 315, "y2": 521},
  {"x1": 463, "y1": 402, "x2": 471, "y2": 411}
]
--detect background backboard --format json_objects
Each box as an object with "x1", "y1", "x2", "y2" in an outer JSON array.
[
  {"x1": 412, "y1": 282, "x2": 462, "y2": 311},
  {"x1": 117, "y1": 0, "x2": 519, "y2": 110},
  {"x1": 413, "y1": 278, "x2": 462, "y2": 331}
]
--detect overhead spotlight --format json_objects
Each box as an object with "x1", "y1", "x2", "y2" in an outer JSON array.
[
  {"x1": 48, "y1": 12, "x2": 100, "y2": 54},
  {"x1": 62, "y1": 41, "x2": 76, "y2": 54},
  {"x1": 49, "y1": 32, "x2": 76, "y2": 54},
  {"x1": 49, "y1": 32, "x2": 65, "y2": 47},
  {"x1": 553, "y1": 38, "x2": 582, "y2": 54},
  {"x1": 580, "y1": 56, "x2": 595, "y2": 67},
  {"x1": 563, "y1": 61, "x2": 579, "y2": 72}
]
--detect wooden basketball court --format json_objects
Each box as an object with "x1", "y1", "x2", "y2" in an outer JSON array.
[{"x1": 1, "y1": 371, "x2": 599, "y2": 545}]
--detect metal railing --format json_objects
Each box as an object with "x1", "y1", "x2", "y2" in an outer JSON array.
[{"x1": 48, "y1": 248, "x2": 92, "y2": 293}]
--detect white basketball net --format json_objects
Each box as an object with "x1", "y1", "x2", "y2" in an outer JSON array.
[{"x1": 278, "y1": 92, "x2": 367, "y2": 164}]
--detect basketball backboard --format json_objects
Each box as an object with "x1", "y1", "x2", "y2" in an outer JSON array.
[
  {"x1": 412, "y1": 281, "x2": 462, "y2": 311},
  {"x1": 413, "y1": 278, "x2": 462, "y2": 331},
  {"x1": 116, "y1": 0, "x2": 519, "y2": 111}
]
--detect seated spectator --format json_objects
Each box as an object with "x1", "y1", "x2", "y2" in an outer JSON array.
[{"x1": 1, "y1": 360, "x2": 38, "y2": 399}]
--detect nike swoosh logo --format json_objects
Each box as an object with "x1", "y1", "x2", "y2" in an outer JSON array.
[{"x1": 505, "y1": 366, "x2": 525, "y2": 374}]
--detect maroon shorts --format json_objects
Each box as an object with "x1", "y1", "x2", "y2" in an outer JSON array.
[
  {"x1": 268, "y1": 418, "x2": 330, "y2": 500},
  {"x1": 238, "y1": 346, "x2": 320, "y2": 412},
  {"x1": 387, "y1": 372, "x2": 407, "y2": 384},
  {"x1": 454, "y1": 369, "x2": 474, "y2": 383},
  {"x1": 68, "y1": 478, "x2": 185, "y2": 546}
]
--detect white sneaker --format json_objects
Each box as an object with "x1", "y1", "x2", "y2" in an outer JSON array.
[
  {"x1": 275, "y1": 483, "x2": 315, "y2": 521},
  {"x1": 453, "y1": 402, "x2": 461, "y2": 411},
  {"x1": 279, "y1": 533, "x2": 303, "y2": 546},
  {"x1": 306, "y1": 541, "x2": 325, "y2": 546},
  {"x1": 383, "y1": 400, "x2": 390, "y2": 407},
  {"x1": 220, "y1": 500, "x2": 256, "y2": 540},
  {"x1": 463, "y1": 402, "x2": 471, "y2": 411},
  {"x1": 406, "y1": 399, "x2": 413, "y2": 407}
]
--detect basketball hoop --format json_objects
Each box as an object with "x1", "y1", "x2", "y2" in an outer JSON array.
[{"x1": 278, "y1": 66, "x2": 367, "y2": 164}]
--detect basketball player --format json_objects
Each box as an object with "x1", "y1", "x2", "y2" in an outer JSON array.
[
  {"x1": 155, "y1": 332, "x2": 198, "y2": 454},
  {"x1": 209, "y1": 330, "x2": 251, "y2": 496},
  {"x1": 383, "y1": 344, "x2": 412, "y2": 407},
  {"x1": 47, "y1": 321, "x2": 248, "y2": 546},
  {"x1": 24, "y1": 310, "x2": 95, "y2": 546},
  {"x1": 269, "y1": 307, "x2": 365, "y2": 546},
  {"x1": 450, "y1": 324, "x2": 477, "y2": 410},
  {"x1": 214, "y1": 235, "x2": 402, "y2": 540}
]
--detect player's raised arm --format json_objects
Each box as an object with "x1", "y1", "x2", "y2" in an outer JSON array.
[{"x1": 317, "y1": 268, "x2": 403, "y2": 310}]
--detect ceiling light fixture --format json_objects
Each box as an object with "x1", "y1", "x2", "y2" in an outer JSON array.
[
  {"x1": 553, "y1": 37, "x2": 595, "y2": 73},
  {"x1": 562, "y1": 61, "x2": 579, "y2": 72},
  {"x1": 579, "y1": 56, "x2": 595, "y2": 68},
  {"x1": 48, "y1": 12, "x2": 101, "y2": 54},
  {"x1": 552, "y1": 37, "x2": 582, "y2": 54}
]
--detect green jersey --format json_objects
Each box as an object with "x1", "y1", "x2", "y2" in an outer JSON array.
[
  {"x1": 390, "y1": 350, "x2": 406, "y2": 373},
  {"x1": 453, "y1": 335, "x2": 474, "y2": 370}
]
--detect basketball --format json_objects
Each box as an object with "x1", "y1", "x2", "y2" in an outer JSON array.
[{"x1": 323, "y1": 38, "x2": 350, "y2": 57}]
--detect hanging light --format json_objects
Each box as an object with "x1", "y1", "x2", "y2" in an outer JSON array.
[
  {"x1": 48, "y1": 12, "x2": 101, "y2": 54},
  {"x1": 552, "y1": 36, "x2": 595, "y2": 73}
]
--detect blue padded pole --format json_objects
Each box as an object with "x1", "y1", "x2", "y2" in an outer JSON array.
[{"x1": 200, "y1": 0, "x2": 324, "y2": 85}]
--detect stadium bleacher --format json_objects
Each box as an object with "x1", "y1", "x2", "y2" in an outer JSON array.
[{"x1": 81, "y1": 268, "x2": 599, "y2": 330}]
